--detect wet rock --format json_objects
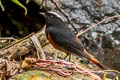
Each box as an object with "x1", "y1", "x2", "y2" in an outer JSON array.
[
  {"x1": 98, "y1": 48, "x2": 120, "y2": 71},
  {"x1": 113, "y1": 31, "x2": 120, "y2": 40},
  {"x1": 58, "y1": 0, "x2": 120, "y2": 70}
]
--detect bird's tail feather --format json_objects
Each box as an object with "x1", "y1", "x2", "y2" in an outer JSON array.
[{"x1": 83, "y1": 49, "x2": 107, "y2": 70}]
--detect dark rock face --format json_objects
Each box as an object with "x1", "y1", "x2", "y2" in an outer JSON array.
[
  {"x1": 59, "y1": 0, "x2": 120, "y2": 71},
  {"x1": 0, "y1": 0, "x2": 45, "y2": 38}
]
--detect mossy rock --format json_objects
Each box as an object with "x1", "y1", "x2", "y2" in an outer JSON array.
[{"x1": 11, "y1": 70, "x2": 105, "y2": 80}]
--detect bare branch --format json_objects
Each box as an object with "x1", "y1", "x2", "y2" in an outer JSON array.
[
  {"x1": 50, "y1": 0, "x2": 78, "y2": 33},
  {"x1": 76, "y1": 14, "x2": 120, "y2": 37},
  {"x1": 1, "y1": 33, "x2": 35, "y2": 50}
]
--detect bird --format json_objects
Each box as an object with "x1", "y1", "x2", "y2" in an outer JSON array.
[{"x1": 40, "y1": 11, "x2": 106, "y2": 70}]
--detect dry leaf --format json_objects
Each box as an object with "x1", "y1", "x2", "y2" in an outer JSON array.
[
  {"x1": 21, "y1": 58, "x2": 36, "y2": 69},
  {"x1": 21, "y1": 60, "x2": 31, "y2": 69}
]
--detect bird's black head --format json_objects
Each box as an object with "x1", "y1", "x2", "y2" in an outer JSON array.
[{"x1": 40, "y1": 11, "x2": 64, "y2": 26}]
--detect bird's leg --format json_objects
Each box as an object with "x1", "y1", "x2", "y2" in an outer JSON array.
[
  {"x1": 63, "y1": 53, "x2": 72, "y2": 62},
  {"x1": 68, "y1": 54, "x2": 71, "y2": 62},
  {"x1": 63, "y1": 53, "x2": 69, "y2": 60}
]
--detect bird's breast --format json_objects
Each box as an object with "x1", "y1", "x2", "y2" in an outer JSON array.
[{"x1": 47, "y1": 33, "x2": 62, "y2": 51}]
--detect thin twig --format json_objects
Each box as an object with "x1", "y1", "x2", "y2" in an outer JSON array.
[
  {"x1": 103, "y1": 70, "x2": 120, "y2": 74},
  {"x1": 76, "y1": 14, "x2": 120, "y2": 37},
  {"x1": 50, "y1": 0, "x2": 78, "y2": 33},
  {"x1": 0, "y1": 37, "x2": 17, "y2": 41},
  {"x1": 91, "y1": 69, "x2": 120, "y2": 74},
  {"x1": 97, "y1": 0, "x2": 102, "y2": 8},
  {"x1": 40, "y1": 0, "x2": 45, "y2": 9}
]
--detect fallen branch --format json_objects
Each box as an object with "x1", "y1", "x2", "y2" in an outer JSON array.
[
  {"x1": 30, "y1": 35, "x2": 46, "y2": 59},
  {"x1": 1, "y1": 32, "x2": 35, "y2": 50},
  {"x1": 0, "y1": 37, "x2": 17, "y2": 41},
  {"x1": 0, "y1": 26, "x2": 48, "y2": 59}
]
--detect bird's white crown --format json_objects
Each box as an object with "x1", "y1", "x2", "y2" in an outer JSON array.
[{"x1": 47, "y1": 11, "x2": 64, "y2": 21}]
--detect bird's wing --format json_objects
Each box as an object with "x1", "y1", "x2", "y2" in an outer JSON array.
[
  {"x1": 46, "y1": 27, "x2": 107, "y2": 69},
  {"x1": 46, "y1": 27, "x2": 90, "y2": 59},
  {"x1": 57, "y1": 36, "x2": 91, "y2": 59}
]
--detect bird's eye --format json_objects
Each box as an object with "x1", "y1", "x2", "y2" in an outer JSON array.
[{"x1": 50, "y1": 16, "x2": 53, "y2": 18}]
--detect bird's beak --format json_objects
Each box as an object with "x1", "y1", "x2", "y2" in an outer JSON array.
[{"x1": 39, "y1": 12, "x2": 46, "y2": 16}]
